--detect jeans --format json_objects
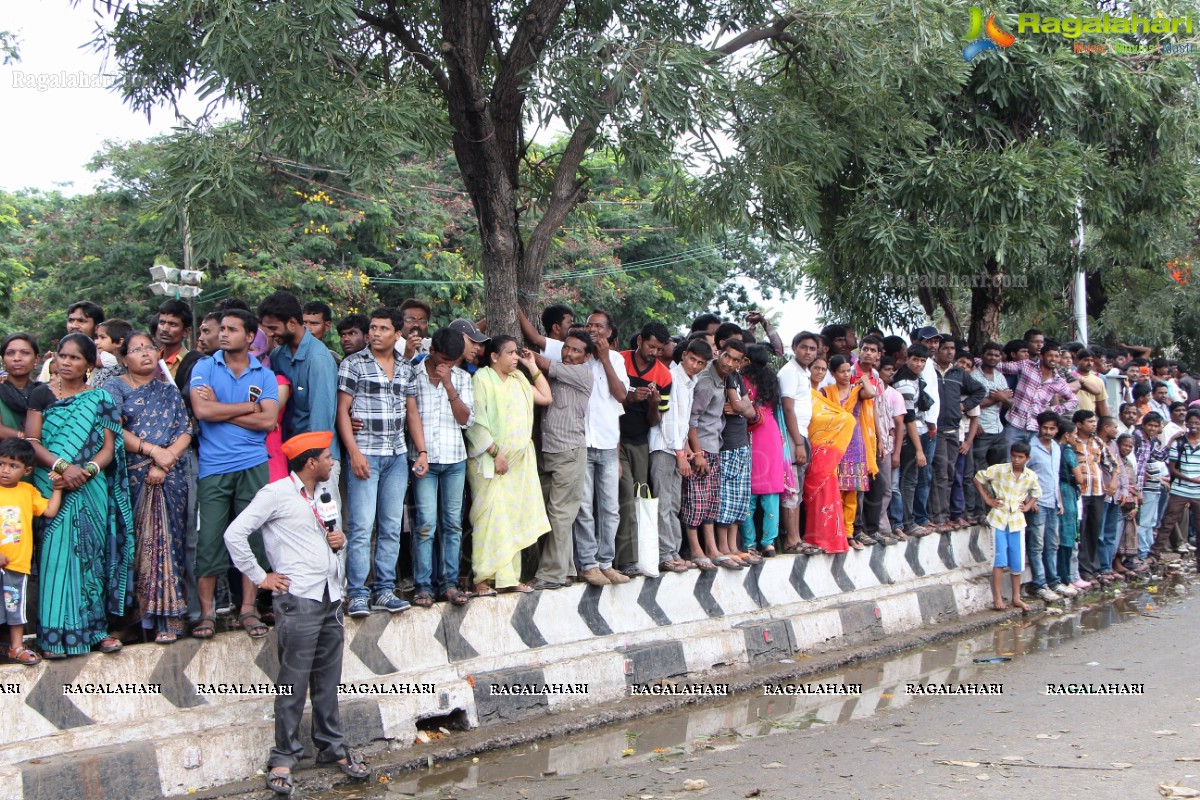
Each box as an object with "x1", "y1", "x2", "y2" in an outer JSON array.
[
  {"x1": 573, "y1": 447, "x2": 619, "y2": 571},
  {"x1": 1137, "y1": 486, "x2": 1162, "y2": 558},
  {"x1": 950, "y1": 451, "x2": 967, "y2": 518},
  {"x1": 1099, "y1": 501, "x2": 1122, "y2": 571},
  {"x1": 346, "y1": 453, "x2": 409, "y2": 600},
  {"x1": 1024, "y1": 505, "x2": 1059, "y2": 589},
  {"x1": 412, "y1": 460, "x2": 466, "y2": 595},
  {"x1": 965, "y1": 430, "x2": 1004, "y2": 518},
  {"x1": 914, "y1": 432, "x2": 936, "y2": 525},
  {"x1": 888, "y1": 464, "x2": 903, "y2": 529},
  {"x1": 899, "y1": 437, "x2": 925, "y2": 530},
  {"x1": 929, "y1": 431, "x2": 958, "y2": 524}
]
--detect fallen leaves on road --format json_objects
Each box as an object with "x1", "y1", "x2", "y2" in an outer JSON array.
[
  {"x1": 1155, "y1": 730, "x2": 1179, "y2": 736},
  {"x1": 683, "y1": 778, "x2": 709, "y2": 791},
  {"x1": 1160, "y1": 782, "x2": 1200, "y2": 798}
]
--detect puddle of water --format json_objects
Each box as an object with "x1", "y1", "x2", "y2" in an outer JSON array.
[{"x1": 314, "y1": 576, "x2": 1190, "y2": 799}]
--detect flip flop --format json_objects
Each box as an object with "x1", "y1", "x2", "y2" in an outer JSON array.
[
  {"x1": 691, "y1": 557, "x2": 717, "y2": 572},
  {"x1": 713, "y1": 555, "x2": 744, "y2": 570},
  {"x1": 472, "y1": 584, "x2": 498, "y2": 597},
  {"x1": 266, "y1": 767, "x2": 293, "y2": 796}
]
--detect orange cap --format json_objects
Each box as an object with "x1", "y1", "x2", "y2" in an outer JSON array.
[
  {"x1": 1139, "y1": 366, "x2": 1151, "y2": 375},
  {"x1": 281, "y1": 431, "x2": 333, "y2": 460}
]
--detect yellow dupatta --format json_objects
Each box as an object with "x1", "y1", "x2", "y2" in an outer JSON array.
[{"x1": 821, "y1": 382, "x2": 879, "y2": 477}]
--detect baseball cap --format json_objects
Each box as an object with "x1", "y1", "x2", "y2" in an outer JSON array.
[
  {"x1": 915, "y1": 325, "x2": 941, "y2": 342},
  {"x1": 447, "y1": 318, "x2": 489, "y2": 343}
]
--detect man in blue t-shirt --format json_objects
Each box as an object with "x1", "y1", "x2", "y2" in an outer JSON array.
[{"x1": 189, "y1": 309, "x2": 280, "y2": 640}]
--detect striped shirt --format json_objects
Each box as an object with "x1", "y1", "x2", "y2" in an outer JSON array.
[
  {"x1": 1167, "y1": 435, "x2": 1200, "y2": 499},
  {"x1": 541, "y1": 361, "x2": 593, "y2": 454},
  {"x1": 408, "y1": 363, "x2": 474, "y2": 464},
  {"x1": 971, "y1": 367, "x2": 1009, "y2": 435},
  {"x1": 337, "y1": 349, "x2": 415, "y2": 457},
  {"x1": 1073, "y1": 435, "x2": 1110, "y2": 497}
]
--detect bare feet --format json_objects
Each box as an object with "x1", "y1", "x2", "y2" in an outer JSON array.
[
  {"x1": 993, "y1": 600, "x2": 1009, "y2": 611},
  {"x1": 1012, "y1": 599, "x2": 1031, "y2": 612}
]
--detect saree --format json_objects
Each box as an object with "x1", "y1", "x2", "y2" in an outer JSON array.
[
  {"x1": 1059, "y1": 447, "x2": 1080, "y2": 548},
  {"x1": 822, "y1": 384, "x2": 878, "y2": 491},
  {"x1": 34, "y1": 389, "x2": 135, "y2": 655},
  {"x1": 105, "y1": 378, "x2": 192, "y2": 636},
  {"x1": 465, "y1": 368, "x2": 550, "y2": 587},
  {"x1": 804, "y1": 389, "x2": 856, "y2": 553}
]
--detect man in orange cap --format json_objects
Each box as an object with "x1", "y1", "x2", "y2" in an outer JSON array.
[{"x1": 224, "y1": 431, "x2": 368, "y2": 795}]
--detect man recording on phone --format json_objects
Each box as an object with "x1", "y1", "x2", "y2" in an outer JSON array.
[{"x1": 224, "y1": 431, "x2": 370, "y2": 795}]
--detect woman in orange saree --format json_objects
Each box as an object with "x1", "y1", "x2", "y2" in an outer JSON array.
[
  {"x1": 803, "y1": 358, "x2": 856, "y2": 554},
  {"x1": 822, "y1": 355, "x2": 878, "y2": 548}
]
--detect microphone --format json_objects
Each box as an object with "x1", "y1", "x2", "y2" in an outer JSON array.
[{"x1": 317, "y1": 490, "x2": 342, "y2": 551}]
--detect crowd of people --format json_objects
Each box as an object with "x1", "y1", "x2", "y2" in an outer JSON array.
[{"x1": 1, "y1": 295, "x2": 1198, "y2": 668}]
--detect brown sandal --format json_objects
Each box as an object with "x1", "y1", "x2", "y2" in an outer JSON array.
[{"x1": 6, "y1": 645, "x2": 42, "y2": 666}]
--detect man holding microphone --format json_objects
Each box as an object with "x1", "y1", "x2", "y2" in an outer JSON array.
[{"x1": 224, "y1": 431, "x2": 370, "y2": 795}]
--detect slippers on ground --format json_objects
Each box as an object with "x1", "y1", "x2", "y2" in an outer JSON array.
[
  {"x1": 154, "y1": 631, "x2": 177, "y2": 645},
  {"x1": 237, "y1": 612, "x2": 269, "y2": 639},
  {"x1": 413, "y1": 591, "x2": 435, "y2": 608},
  {"x1": 500, "y1": 584, "x2": 534, "y2": 594},
  {"x1": 442, "y1": 588, "x2": 470, "y2": 606},
  {"x1": 322, "y1": 752, "x2": 370, "y2": 780},
  {"x1": 266, "y1": 767, "x2": 293, "y2": 796},
  {"x1": 191, "y1": 615, "x2": 216, "y2": 639}
]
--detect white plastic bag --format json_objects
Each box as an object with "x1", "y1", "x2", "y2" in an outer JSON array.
[{"x1": 635, "y1": 483, "x2": 660, "y2": 577}]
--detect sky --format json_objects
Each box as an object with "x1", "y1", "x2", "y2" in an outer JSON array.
[{"x1": 1, "y1": 3, "x2": 824, "y2": 337}]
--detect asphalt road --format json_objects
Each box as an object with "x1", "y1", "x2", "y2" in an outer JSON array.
[{"x1": 384, "y1": 579, "x2": 1199, "y2": 800}]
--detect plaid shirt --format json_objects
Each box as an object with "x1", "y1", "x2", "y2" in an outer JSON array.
[
  {"x1": 975, "y1": 463, "x2": 1041, "y2": 531},
  {"x1": 1073, "y1": 435, "x2": 1115, "y2": 497},
  {"x1": 1133, "y1": 427, "x2": 1169, "y2": 488},
  {"x1": 408, "y1": 363, "x2": 474, "y2": 464},
  {"x1": 337, "y1": 349, "x2": 415, "y2": 457},
  {"x1": 994, "y1": 360, "x2": 1077, "y2": 432}
]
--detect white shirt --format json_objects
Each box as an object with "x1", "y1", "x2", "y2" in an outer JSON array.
[
  {"x1": 586, "y1": 351, "x2": 629, "y2": 449},
  {"x1": 777, "y1": 358, "x2": 812, "y2": 439},
  {"x1": 650, "y1": 361, "x2": 698, "y2": 453},
  {"x1": 921, "y1": 356, "x2": 942, "y2": 429}
]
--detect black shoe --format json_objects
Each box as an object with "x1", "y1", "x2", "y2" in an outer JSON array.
[
  {"x1": 618, "y1": 564, "x2": 646, "y2": 578},
  {"x1": 528, "y1": 578, "x2": 561, "y2": 591}
]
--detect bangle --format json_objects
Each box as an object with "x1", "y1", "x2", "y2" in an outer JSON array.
[
  {"x1": 530, "y1": 370, "x2": 542, "y2": 383},
  {"x1": 487, "y1": 444, "x2": 499, "y2": 457},
  {"x1": 85, "y1": 462, "x2": 100, "y2": 477},
  {"x1": 52, "y1": 458, "x2": 69, "y2": 474},
  {"x1": 418, "y1": 450, "x2": 428, "y2": 455}
]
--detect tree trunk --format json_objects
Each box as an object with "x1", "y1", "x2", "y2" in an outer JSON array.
[
  {"x1": 967, "y1": 257, "x2": 1003, "y2": 353},
  {"x1": 936, "y1": 287, "x2": 963, "y2": 341}
]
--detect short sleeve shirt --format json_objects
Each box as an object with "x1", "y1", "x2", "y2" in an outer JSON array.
[
  {"x1": 190, "y1": 352, "x2": 279, "y2": 479},
  {"x1": 975, "y1": 463, "x2": 1041, "y2": 532},
  {"x1": 337, "y1": 349, "x2": 415, "y2": 457},
  {"x1": 0, "y1": 482, "x2": 48, "y2": 574}
]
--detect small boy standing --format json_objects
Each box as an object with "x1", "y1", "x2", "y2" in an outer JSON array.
[
  {"x1": 974, "y1": 441, "x2": 1041, "y2": 611},
  {"x1": 0, "y1": 439, "x2": 63, "y2": 665}
]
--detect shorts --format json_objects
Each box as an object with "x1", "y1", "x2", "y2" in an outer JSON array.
[
  {"x1": 1, "y1": 568, "x2": 29, "y2": 626},
  {"x1": 993, "y1": 526, "x2": 1024, "y2": 572},
  {"x1": 716, "y1": 446, "x2": 752, "y2": 525},
  {"x1": 196, "y1": 463, "x2": 270, "y2": 578},
  {"x1": 682, "y1": 451, "x2": 721, "y2": 528}
]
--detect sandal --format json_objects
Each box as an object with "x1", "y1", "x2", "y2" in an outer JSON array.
[
  {"x1": 191, "y1": 615, "x2": 216, "y2": 639},
  {"x1": 848, "y1": 536, "x2": 865, "y2": 551},
  {"x1": 691, "y1": 557, "x2": 718, "y2": 571},
  {"x1": 739, "y1": 550, "x2": 763, "y2": 565},
  {"x1": 659, "y1": 561, "x2": 686, "y2": 573},
  {"x1": 154, "y1": 631, "x2": 178, "y2": 645},
  {"x1": 472, "y1": 584, "x2": 498, "y2": 597},
  {"x1": 762, "y1": 546, "x2": 776, "y2": 558},
  {"x1": 442, "y1": 588, "x2": 469, "y2": 606},
  {"x1": 319, "y1": 751, "x2": 370, "y2": 780},
  {"x1": 413, "y1": 591, "x2": 435, "y2": 608},
  {"x1": 266, "y1": 767, "x2": 293, "y2": 796},
  {"x1": 781, "y1": 542, "x2": 805, "y2": 554},
  {"x1": 713, "y1": 555, "x2": 744, "y2": 570},
  {"x1": 501, "y1": 584, "x2": 534, "y2": 594},
  {"x1": 41, "y1": 648, "x2": 66, "y2": 660},
  {"x1": 237, "y1": 611, "x2": 269, "y2": 639},
  {"x1": 98, "y1": 636, "x2": 123, "y2": 654},
  {"x1": 6, "y1": 645, "x2": 42, "y2": 666}
]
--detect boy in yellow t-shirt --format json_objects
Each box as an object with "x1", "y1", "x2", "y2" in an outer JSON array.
[{"x1": 0, "y1": 439, "x2": 63, "y2": 666}]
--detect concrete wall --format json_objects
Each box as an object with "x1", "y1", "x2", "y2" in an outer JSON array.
[{"x1": 0, "y1": 528, "x2": 993, "y2": 800}]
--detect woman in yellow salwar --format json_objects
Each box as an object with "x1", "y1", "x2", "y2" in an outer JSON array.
[
  {"x1": 821, "y1": 354, "x2": 878, "y2": 549},
  {"x1": 466, "y1": 335, "x2": 552, "y2": 595}
]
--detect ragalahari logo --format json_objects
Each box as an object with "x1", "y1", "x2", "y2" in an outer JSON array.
[{"x1": 963, "y1": 7, "x2": 1016, "y2": 61}]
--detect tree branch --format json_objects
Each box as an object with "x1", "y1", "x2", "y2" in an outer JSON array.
[
  {"x1": 354, "y1": 6, "x2": 449, "y2": 94},
  {"x1": 709, "y1": 11, "x2": 805, "y2": 60}
]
